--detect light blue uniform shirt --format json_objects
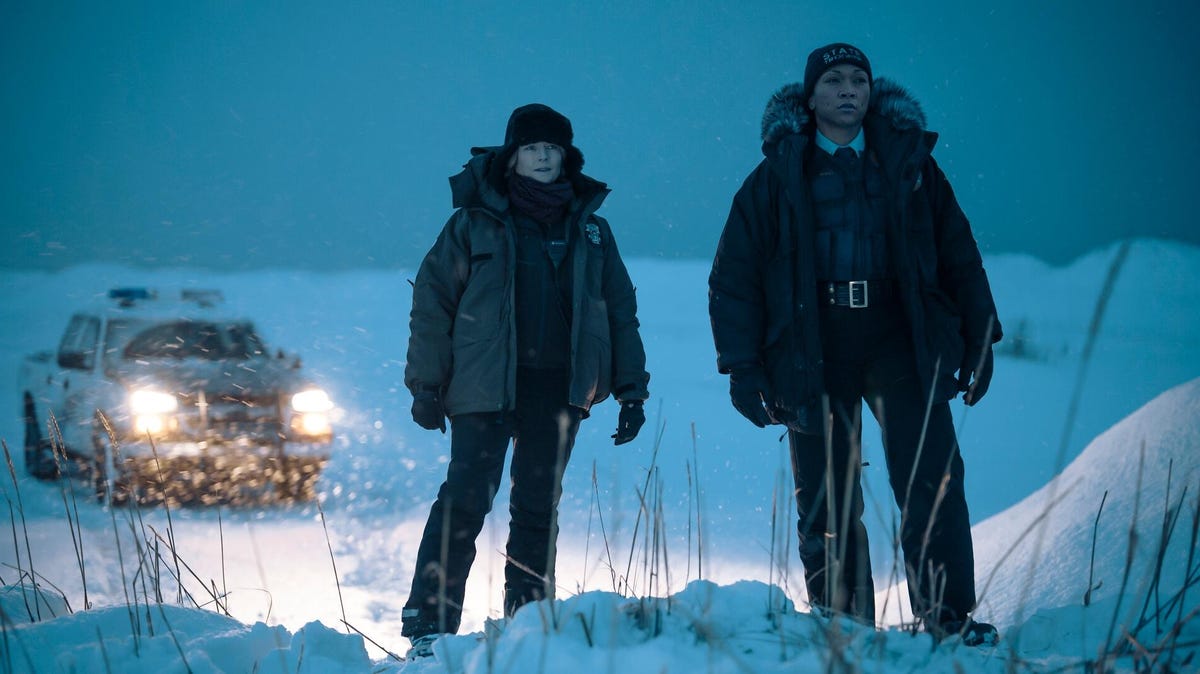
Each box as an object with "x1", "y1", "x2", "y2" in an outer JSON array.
[{"x1": 815, "y1": 128, "x2": 866, "y2": 157}]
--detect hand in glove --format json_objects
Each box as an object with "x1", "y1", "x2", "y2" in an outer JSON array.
[
  {"x1": 612, "y1": 400, "x2": 646, "y2": 445},
  {"x1": 957, "y1": 343, "x2": 994, "y2": 406},
  {"x1": 411, "y1": 388, "x2": 447, "y2": 433},
  {"x1": 729, "y1": 369, "x2": 776, "y2": 428}
]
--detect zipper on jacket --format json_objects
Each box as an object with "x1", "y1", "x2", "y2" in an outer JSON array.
[{"x1": 503, "y1": 213, "x2": 517, "y2": 411}]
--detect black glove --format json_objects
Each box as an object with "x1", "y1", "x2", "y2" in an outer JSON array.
[
  {"x1": 957, "y1": 343, "x2": 994, "y2": 406},
  {"x1": 611, "y1": 400, "x2": 646, "y2": 445},
  {"x1": 729, "y1": 369, "x2": 776, "y2": 428},
  {"x1": 411, "y1": 388, "x2": 446, "y2": 433}
]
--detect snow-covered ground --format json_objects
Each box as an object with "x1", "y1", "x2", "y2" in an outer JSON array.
[{"x1": 1, "y1": 239, "x2": 1197, "y2": 672}]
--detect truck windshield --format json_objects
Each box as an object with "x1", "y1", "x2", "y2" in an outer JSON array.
[{"x1": 107, "y1": 319, "x2": 268, "y2": 362}]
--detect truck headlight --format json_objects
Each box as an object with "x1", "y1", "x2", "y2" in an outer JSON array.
[
  {"x1": 292, "y1": 413, "x2": 332, "y2": 436},
  {"x1": 291, "y1": 388, "x2": 333, "y2": 439},
  {"x1": 129, "y1": 389, "x2": 178, "y2": 435},
  {"x1": 291, "y1": 389, "x2": 333, "y2": 413}
]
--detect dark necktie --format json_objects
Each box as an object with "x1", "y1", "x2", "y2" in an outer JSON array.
[{"x1": 834, "y1": 146, "x2": 857, "y2": 163}]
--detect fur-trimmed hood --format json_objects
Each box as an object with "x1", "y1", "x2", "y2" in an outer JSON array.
[{"x1": 760, "y1": 77, "x2": 928, "y2": 150}]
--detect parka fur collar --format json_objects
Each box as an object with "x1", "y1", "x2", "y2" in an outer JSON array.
[{"x1": 760, "y1": 77, "x2": 928, "y2": 150}]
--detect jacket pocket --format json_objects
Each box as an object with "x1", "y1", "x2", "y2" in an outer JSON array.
[
  {"x1": 762, "y1": 244, "x2": 796, "y2": 348},
  {"x1": 446, "y1": 337, "x2": 505, "y2": 413},
  {"x1": 579, "y1": 299, "x2": 612, "y2": 404},
  {"x1": 906, "y1": 191, "x2": 939, "y2": 284},
  {"x1": 454, "y1": 258, "x2": 505, "y2": 346},
  {"x1": 922, "y1": 288, "x2": 965, "y2": 389}
]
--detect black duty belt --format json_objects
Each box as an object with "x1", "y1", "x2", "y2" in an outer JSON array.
[{"x1": 821, "y1": 280, "x2": 895, "y2": 308}]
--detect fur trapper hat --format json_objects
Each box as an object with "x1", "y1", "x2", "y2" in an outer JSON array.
[{"x1": 493, "y1": 103, "x2": 585, "y2": 184}]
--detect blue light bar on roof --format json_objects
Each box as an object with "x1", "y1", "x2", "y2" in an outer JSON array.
[{"x1": 108, "y1": 288, "x2": 156, "y2": 302}]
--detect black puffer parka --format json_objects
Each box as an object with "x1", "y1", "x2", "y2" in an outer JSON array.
[
  {"x1": 405, "y1": 148, "x2": 650, "y2": 415},
  {"x1": 709, "y1": 78, "x2": 1001, "y2": 433}
]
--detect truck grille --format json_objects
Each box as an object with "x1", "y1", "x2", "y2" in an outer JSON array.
[{"x1": 175, "y1": 390, "x2": 283, "y2": 442}]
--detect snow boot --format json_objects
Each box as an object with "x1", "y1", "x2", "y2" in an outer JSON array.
[
  {"x1": 932, "y1": 618, "x2": 999, "y2": 647},
  {"x1": 406, "y1": 634, "x2": 442, "y2": 659}
]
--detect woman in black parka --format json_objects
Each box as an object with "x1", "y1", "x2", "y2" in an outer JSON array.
[
  {"x1": 709, "y1": 44, "x2": 1002, "y2": 645},
  {"x1": 401, "y1": 103, "x2": 650, "y2": 657}
]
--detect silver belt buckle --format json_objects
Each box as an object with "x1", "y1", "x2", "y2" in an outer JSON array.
[{"x1": 849, "y1": 280, "x2": 868, "y2": 308}]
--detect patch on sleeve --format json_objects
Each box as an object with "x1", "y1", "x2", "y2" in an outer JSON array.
[{"x1": 585, "y1": 222, "x2": 602, "y2": 247}]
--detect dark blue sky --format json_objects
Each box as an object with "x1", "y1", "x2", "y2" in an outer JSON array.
[{"x1": 3, "y1": 2, "x2": 1197, "y2": 271}]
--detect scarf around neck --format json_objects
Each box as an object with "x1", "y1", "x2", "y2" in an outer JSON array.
[{"x1": 508, "y1": 173, "x2": 575, "y2": 226}]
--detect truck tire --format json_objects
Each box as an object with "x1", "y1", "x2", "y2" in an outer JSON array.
[{"x1": 22, "y1": 394, "x2": 58, "y2": 480}]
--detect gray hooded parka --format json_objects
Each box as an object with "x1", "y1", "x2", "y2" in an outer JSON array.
[{"x1": 405, "y1": 148, "x2": 650, "y2": 416}]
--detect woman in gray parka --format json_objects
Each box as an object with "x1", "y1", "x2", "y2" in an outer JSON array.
[{"x1": 401, "y1": 103, "x2": 650, "y2": 658}]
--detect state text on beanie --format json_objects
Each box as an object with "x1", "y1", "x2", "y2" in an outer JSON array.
[{"x1": 803, "y1": 43, "x2": 872, "y2": 102}]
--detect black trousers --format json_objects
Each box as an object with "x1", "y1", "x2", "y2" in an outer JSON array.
[
  {"x1": 788, "y1": 300, "x2": 976, "y2": 626},
  {"x1": 401, "y1": 369, "x2": 582, "y2": 638}
]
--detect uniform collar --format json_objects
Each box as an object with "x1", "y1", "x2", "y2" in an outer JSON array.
[{"x1": 815, "y1": 127, "x2": 866, "y2": 156}]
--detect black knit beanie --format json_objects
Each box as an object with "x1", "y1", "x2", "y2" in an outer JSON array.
[{"x1": 803, "y1": 43, "x2": 872, "y2": 102}]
